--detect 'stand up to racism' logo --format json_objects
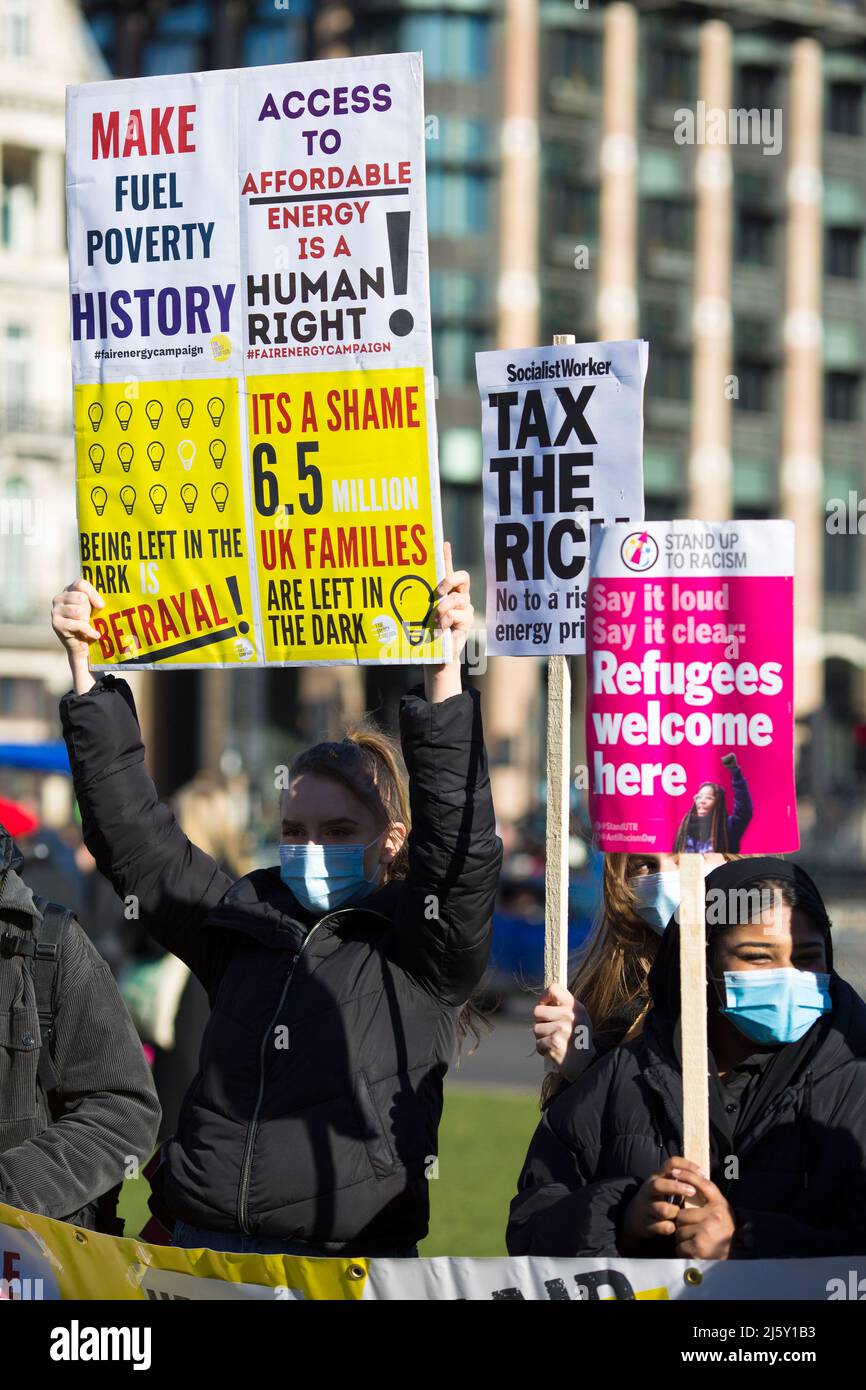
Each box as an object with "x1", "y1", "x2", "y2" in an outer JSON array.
[{"x1": 620, "y1": 531, "x2": 659, "y2": 572}]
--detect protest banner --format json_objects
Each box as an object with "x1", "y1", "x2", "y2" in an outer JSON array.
[
  {"x1": 66, "y1": 54, "x2": 446, "y2": 668},
  {"x1": 475, "y1": 338, "x2": 647, "y2": 659},
  {"x1": 0, "y1": 1203, "x2": 860, "y2": 1302},
  {"x1": 585, "y1": 520, "x2": 797, "y2": 854},
  {"x1": 585, "y1": 518, "x2": 798, "y2": 1174}
]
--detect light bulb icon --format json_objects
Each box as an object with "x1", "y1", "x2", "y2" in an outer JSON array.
[
  {"x1": 120, "y1": 486, "x2": 136, "y2": 516},
  {"x1": 88, "y1": 444, "x2": 104, "y2": 473},
  {"x1": 390, "y1": 575, "x2": 435, "y2": 647},
  {"x1": 149, "y1": 485, "x2": 167, "y2": 516},
  {"x1": 115, "y1": 400, "x2": 133, "y2": 431},
  {"x1": 176, "y1": 398, "x2": 194, "y2": 428},
  {"x1": 90, "y1": 486, "x2": 108, "y2": 517},
  {"x1": 177, "y1": 440, "x2": 196, "y2": 471},
  {"x1": 206, "y1": 396, "x2": 225, "y2": 427},
  {"x1": 145, "y1": 400, "x2": 163, "y2": 430},
  {"x1": 209, "y1": 439, "x2": 226, "y2": 469},
  {"x1": 147, "y1": 442, "x2": 164, "y2": 471},
  {"x1": 88, "y1": 402, "x2": 103, "y2": 432},
  {"x1": 118, "y1": 443, "x2": 134, "y2": 472},
  {"x1": 180, "y1": 483, "x2": 198, "y2": 514},
  {"x1": 211, "y1": 482, "x2": 229, "y2": 513}
]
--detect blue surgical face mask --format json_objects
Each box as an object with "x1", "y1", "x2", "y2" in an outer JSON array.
[
  {"x1": 628, "y1": 871, "x2": 681, "y2": 935},
  {"x1": 279, "y1": 835, "x2": 385, "y2": 916},
  {"x1": 719, "y1": 967, "x2": 832, "y2": 1045}
]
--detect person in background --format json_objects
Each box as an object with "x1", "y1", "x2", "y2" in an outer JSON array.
[
  {"x1": 51, "y1": 549, "x2": 501, "y2": 1258},
  {"x1": 533, "y1": 851, "x2": 732, "y2": 1106},
  {"x1": 0, "y1": 820, "x2": 159, "y2": 1232},
  {"x1": 509, "y1": 858, "x2": 866, "y2": 1258},
  {"x1": 675, "y1": 753, "x2": 753, "y2": 853}
]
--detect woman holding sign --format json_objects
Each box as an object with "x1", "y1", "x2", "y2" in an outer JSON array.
[
  {"x1": 534, "y1": 850, "x2": 730, "y2": 1101},
  {"x1": 51, "y1": 548, "x2": 501, "y2": 1258},
  {"x1": 674, "y1": 753, "x2": 753, "y2": 854},
  {"x1": 510, "y1": 858, "x2": 866, "y2": 1258}
]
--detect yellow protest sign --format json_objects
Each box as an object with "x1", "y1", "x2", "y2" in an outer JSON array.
[{"x1": 66, "y1": 54, "x2": 446, "y2": 669}]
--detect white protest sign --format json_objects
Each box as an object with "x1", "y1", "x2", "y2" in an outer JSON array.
[{"x1": 476, "y1": 339, "x2": 647, "y2": 657}]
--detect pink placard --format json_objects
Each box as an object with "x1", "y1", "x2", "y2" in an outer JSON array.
[{"x1": 586, "y1": 521, "x2": 798, "y2": 854}]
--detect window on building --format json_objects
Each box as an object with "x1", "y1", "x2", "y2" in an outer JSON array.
[
  {"x1": 1, "y1": 0, "x2": 31, "y2": 61},
  {"x1": 244, "y1": 0, "x2": 308, "y2": 66},
  {"x1": 649, "y1": 347, "x2": 691, "y2": 400},
  {"x1": 827, "y1": 80, "x2": 864, "y2": 136},
  {"x1": 643, "y1": 198, "x2": 694, "y2": 253},
  {"x1": 734, "y1": 360, "x2": 773, "y2": 413},
  {"x1": 824, "y1": 530, "x2": 860, "y2": 595},
  {"x1": 0, "y1": 475, "x2": 29, "y2": 621},
  {"x1": 426, "y1": 118, "x2": 491, "y2": 167},
  {"x1": 434, "y1": 326, "x2": 488, "y2": 389},
  {"x1": 736, "y1": 210, "x2": 775, "y2": 265},
  {"x1": 402, "y1": 14, "x2": 490, "y2": 80},
  {"x1": 734, "y1": 315, "x2": 774, "y2": 355},
  {"x1": 826, "y1": 226, "x2": 862, "y2": 279},
  {"x1": 427, "y1": 170, "x2": 490, "y2": 237},
  {"x1": 644, "y1": 491, "x2": 683, "y2": 521},
  {"x1": 549, "y1": 29, "x2": 602, "y2": 91},
  {"x1": 549, "y1": 182, "x2": 598, "y2": 243},
  {"x1": 1, "y1": 146, "x2": 36, "y2": 252},
  {"x1": 648, "y1": 44, "x2": 696, "y2": 105},
  {"x1": 736, "y1": 64, "x2": 777, "y2": 112},
  {"x1": 1, "y1": 325, "x2": 29, "y2": 426},
  {"x1": 429, "y1": 270, "x2": 489, "y2": 318},
  {"x1": 641, "y1": 299, "x2": 679, "y2": 341},
  {"x1": 825, "y1": 370, "x2": 861, "y2": 422}
]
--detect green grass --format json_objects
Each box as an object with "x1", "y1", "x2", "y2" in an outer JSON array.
[
  {"x1": 421, "y1": 1087, "x2": 538, "y2": 1257},
  {"x1": 118, "y1": 1087, "x2": 539, "y2": 1256}
]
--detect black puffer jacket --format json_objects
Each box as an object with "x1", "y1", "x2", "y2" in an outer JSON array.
[
  {"x1": 61, "y1": 675, "x2": 501, "y2": 1253},
  {"x1": 509, "y1": 977, "x2": 866, "y2": 1259}
]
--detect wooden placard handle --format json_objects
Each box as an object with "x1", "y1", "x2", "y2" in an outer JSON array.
[{"x1": 678, "y1": 851, "x2": 710, "y2": 1183}]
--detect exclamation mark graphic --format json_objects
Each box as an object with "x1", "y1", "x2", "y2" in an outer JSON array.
[
  {"x1": 386, "y1": 211, "x2": 414, "y2": 337},
  {"x1": 226, "y1": 575, "x2": 249, "y2": 634}
]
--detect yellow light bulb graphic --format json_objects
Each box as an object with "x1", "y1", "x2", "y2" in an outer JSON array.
[
  {"x1": 180, "y1": 483, "x2": 198, "y2": 514},
  {"x1": 88, "y1": 402, "x2": 103, "y2": 432},
  {"x1": 145, "y1": 400, "x2": 163, "y2": 430},
  {"x1": 177, "y1": 440, "x2": 196, "y2": 471},
  {"x1": 90, "y1": 486, "x2": 107, "y2": 516},
  {"x1": 88, "y1": 444, "x2": 104, "y2": 473},
  {"x1": 390, "y1": 575, "x2": 435, "y2": 647},
  {"x1": 176, "y1": 398, "x2": 194, "y2": 428},
  {"x1": 149, "y1": 485, "x2": 167, "y2": 516},
  {"x1": 211, "y1": 482, "x2": 229, "y2": 513},
  {"x1": 207, "y1": 397, "x2": 225, "y2": 427},
  {"x1": 115, "y1": 400, "x2": 133, "y2": 431},
  {"x1": 209, "y1": 439, "x2": 226, "y2": 469},
  {"x1": 147, "y1": 442, "x2": 164, "y2": 471},
  {"x1": 120, "y1": 486, "x2": 136, "y2": 516},
  {"x1": 118, "y1": 443, "x2": 134, "y2": 472}
]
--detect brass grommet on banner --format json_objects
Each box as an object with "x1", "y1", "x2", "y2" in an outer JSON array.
[
  {"x1": 684, "y1": 1266, "x2": 703, "y2": 1286},
  {"x1": 346, "y1": 1263, "x2": 365, "y2": 1281},
  {"x1": 74, "y1": 1229, "x2": 88, "y2": 1245}
]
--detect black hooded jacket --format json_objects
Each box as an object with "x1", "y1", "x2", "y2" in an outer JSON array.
[
  {"x1": 0, "y1": 825, "x2": 160, "y2": 1229},
  {"x1": 61, "y1": 674, "x2": 502, "y2": 1253},
  {"x1": 508, "y1": 860, "x2": 866, "y2": 1258}
]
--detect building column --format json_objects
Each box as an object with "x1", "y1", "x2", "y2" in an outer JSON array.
[
  {"x1": 688, "y1": 20, "x2": 734, "y2": 520},
  {"x1": 486, "y1": 0, "x2": 542, "y2": 824},
  {"x1": 596, "y1": 2, "x2": 638, "y2": 340},
  {"x1": 198, "y1": 669, "x2": 231, "y2": 774},
  {"x1": 780, "y1": 38, "x2": 824, "y2": 717},
  {"x1": 36, "y1": 150, "x2": 64, "y2": 258}
]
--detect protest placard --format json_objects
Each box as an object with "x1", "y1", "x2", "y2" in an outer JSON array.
[
  {"x1": 475, "y1": 339, "x2": 647, "y2": 658},
  {"x1": 585, "y1": 520, "x2": 798, "y2": 853},
  {"x1": 66, "y1": 53, "x2": 445, "y2": 668}
]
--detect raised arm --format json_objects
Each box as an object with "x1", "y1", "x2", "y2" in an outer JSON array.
[
  {"x1": 52, "y1": 581, "x2": 234, "y2": 988},
  {"x1": 386, "y1": 547, "x2": 502, "y2": 1006},
  {"x1": 723, "y1": 756, "x2": 753, "y2": 848}
]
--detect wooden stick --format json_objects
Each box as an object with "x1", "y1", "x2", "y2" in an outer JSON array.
[
  {"x1": 678, "y1": 851, "x2": 710, "y2": 1182},
  {"x1": 544, "y1": 654, "x2": 571, "y2": 987},
  {"x1": 543, "y1": 332, "x2": 576, "y2": 990}
]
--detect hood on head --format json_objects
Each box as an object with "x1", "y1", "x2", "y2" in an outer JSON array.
[{"x1": 647, "y1": 856, "x2": 835, "y2": 1022}]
